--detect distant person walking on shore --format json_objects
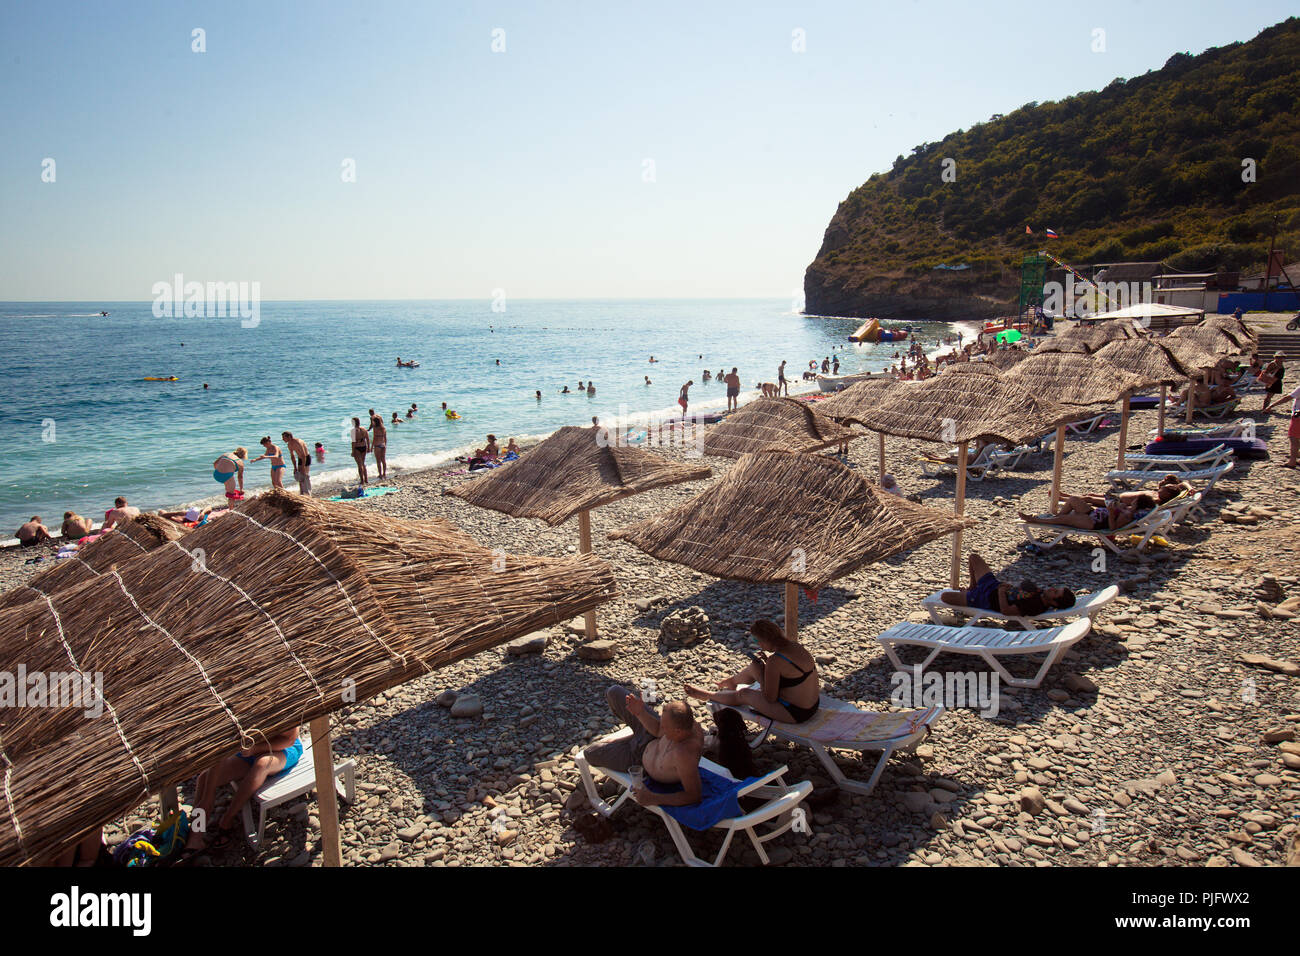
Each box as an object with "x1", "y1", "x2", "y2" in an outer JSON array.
[
  {"x1": 283, "y1": 432, "x2": 312, "y2": 496},
  {"x1": 678, "y1": 380, "x2": 693, "y2": 417},
  {"x1": 778, "y1": 360, "x2": 788, "y2": 396},
  {"x1": 212, "y1": 450, "x2": 248, "y2": 499},
  {"x1": 724, "y1": 367, "x2": 741, "y2": 412},
  {"x1": 350, "y1": 417, "x2": 371, "y2": 485},
  {"x1": 370, "y1": 414, "x2": 388, "y2": 480},
  {"x1": 252, "y1": 436, "x2": 287, "y2": 490}
]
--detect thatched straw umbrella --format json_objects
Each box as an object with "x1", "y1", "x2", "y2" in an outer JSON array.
[
  {"x1": 1048, "y1": 319, "x2": 1143, "y2": 353},
  {"x1": 1196, "y1": 315, "x2": 1256, "y2": 352},
  {"x1": 1092, "y1": 339, "x2": 1193, "y2": 447},
  {"x1": 816, "y1": 365, "x2": 1074, "y2": 586},
  {"x1": 445, "y1": 425, "x2": 709, "y2": 638},
  {"x1": 0, "y1": 514, "x2": 188, "y2": 613},
  {"x1": 982, "y1": 348, "x2": 1032, "y2": 370},
  {"x1": 609, "y1": 450, "x2": 973, "y2": 639},
  {"x1": 702, "y1": 397, "x2": 856, "y2": 458},
  {"x1": 0, "y1": 490, "x2": 617, "y2": 866},
  {"x1": 1003, "y1": 352, "x2": 1146, "y2": 512},
  {"x1": 1163, "y1": 326, "x2": 1249, "y2": 422}
]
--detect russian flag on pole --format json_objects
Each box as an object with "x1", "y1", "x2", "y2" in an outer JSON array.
[{"x1": 1045, "y1": 228, "x2": 1059, "y2": 239}]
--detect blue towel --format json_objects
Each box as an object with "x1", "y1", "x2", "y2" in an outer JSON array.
[{"x1": 646, "y1": 767, "x2": 757, "y2": 830}]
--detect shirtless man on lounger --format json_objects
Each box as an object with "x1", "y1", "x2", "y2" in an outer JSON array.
[
  {"x1": 940, "y1": 553, "x2": 1075, "y2": 617},
  {"x1": 586, "y1": 687, "x2": 703, "y2": 808}
]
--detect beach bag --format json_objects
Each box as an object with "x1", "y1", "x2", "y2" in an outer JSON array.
[{"x1": 111, "y1": 808, "x2": 191, "y2": 866}]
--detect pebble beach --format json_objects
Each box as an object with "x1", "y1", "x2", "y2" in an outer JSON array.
[{"x1": 4, "y1": 385, "x2": 1297, "y2": 868}]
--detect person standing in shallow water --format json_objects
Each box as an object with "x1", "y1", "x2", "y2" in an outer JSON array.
[
  {"x1": 370, "y1": 414, "x2": 388, "y2": 480},
  {"x1": 252, "y1": 436, "x2": 287, "y2": 490},
  {"x1": 724, "y1": 367, "x2": 740, "y2": 412},
  {"x1": 350, "y1": 417, "x2": 370, "y2": 484},
  {"x1": 282, "y1": 431, "x2": 312, "y2": 496}
]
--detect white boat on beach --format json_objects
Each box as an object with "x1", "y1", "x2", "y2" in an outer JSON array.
[{"x1": 816, "y1": 370, "x2": 892, "y2": 393}]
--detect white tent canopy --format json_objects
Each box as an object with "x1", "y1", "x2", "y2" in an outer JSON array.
[{"x1": 1088, "y1": 302, "x2": 1205, "y2": 321}]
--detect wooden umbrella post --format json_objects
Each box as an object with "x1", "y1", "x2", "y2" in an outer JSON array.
[
  {"x1": 878, "y1": 431, "x2": 886, "y2": 484},
  {"x1": 784, "y1": 581, "x2": 798, "y2": 641},
  {"x1": 1049, "y1": 425, "x2": 1066, "y2": 514},
  {"x1": 1158, "y1": 384, "x2": 1167, "y2": 438},
  {"x1": 1185, "y1": 373, "x2": 1197, "y2": 424},
  {"x1": 948, "y1": 444, "x2": 968, "y2": 589},
  {"x1": 578, "y1": 509, "x2": 597, "y2": 639},
  {"x1": 309, "y1": 715, "x2": 342, "y2": 867},
  {"x1": 1116, "y1": 396, "x2": 1131, "y2": 471}
]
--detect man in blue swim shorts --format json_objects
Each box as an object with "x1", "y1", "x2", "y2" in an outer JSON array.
[{"x1": 183, "y1": 725, "x2": 303, "y2": 855}]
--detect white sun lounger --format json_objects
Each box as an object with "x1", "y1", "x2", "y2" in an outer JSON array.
[
  {"x1": 230, "y1": 736, "x2": 357, "y2": 848},
  {"x1": 876, "y1": 618, "x2": 1092, "y2": 689},
  {"x1": 1066, "y1": 412, "x2": 1115, "y2": 435},
  {"x1": 919, "y1": 444, "x2": 1009, "y2": 481},
  {"x1": 575, "y1": 727, "x2": 813, "y2": 867},
  {"x1": 1106, "y1": 461, "x2": 1234, "y2": 495},
  {"x1": 1148, "y1": 418, "x2": 1251, "y2": 440},
  {"x1": 921, "y1": 584, "x2": 1118, "y2": 629},
  {"x1": 708, "y1": 692, "x2": 943, "y2": 796},
  {"x1": 1020, "y1": 507, "x2": 1174, "y2": 555},
  {"x1": 1122, "y1": 443, "x2": 1232, "y2": 471},
  {"x1": 1163, "y1": 397, "x2": 1241, "y2": 420}
]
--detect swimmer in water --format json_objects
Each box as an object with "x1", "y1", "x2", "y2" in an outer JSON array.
[
  {"x1": 645, "y1": 376, "x2": 651, "y2": 385},
  {"x1": 536, "y1": 390, "x2": 542, "y2": 400},
  {"x1": 391, "y1": 412, "x2": 401, "y2": 425},
  {"x1": 561, "y1": 385, "x2": 570, "y2": 394},
  {"x1": 314, "y1": 442, "x2": 325, "y2": 464}
]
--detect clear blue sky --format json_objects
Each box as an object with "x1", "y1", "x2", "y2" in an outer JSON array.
[{"x1": 1, "y1": 1, "x2": 1293, "y2": 301}]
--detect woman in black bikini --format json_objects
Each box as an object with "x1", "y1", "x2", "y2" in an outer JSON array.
[
  {"x1": 685, "y1": 619, "x2": 820, "y2": 724},
  {"x1": 350, "y1": 416, "x2": 370, "y2": 485}
]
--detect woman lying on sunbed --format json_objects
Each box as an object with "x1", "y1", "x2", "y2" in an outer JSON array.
[
  {"x1": 1019, "y1": 492, "x2": 1157, "y2": 531},
  {"x1": 1056, "y1": 475, "x2": 1190, "y2": 512},
  {"x1": 939, "y1": 552, "x2": 1075, "y2": 617},
  {"x1": 684, "y1": 619, "x2": 820, "y2": 724}
]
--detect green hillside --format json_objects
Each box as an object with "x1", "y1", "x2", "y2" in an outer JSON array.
[{"x1": 804, "y1": 17, "x2": 1300, "y2": 320}]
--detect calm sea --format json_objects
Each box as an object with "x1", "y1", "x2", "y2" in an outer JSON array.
[{"x1": 0, "y1": 300, "x2": 966, "y2": 530}]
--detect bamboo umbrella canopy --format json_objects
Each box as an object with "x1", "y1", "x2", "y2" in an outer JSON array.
[
  {"x1": 1197, "y1": 315, "x2": 1256, "y2": 351},
  {"x1": 982, "y1": 348, "x2": 1032, "y2": 370},
  {"x1": 1161, "y1": 325, "x2": 1250, "y2": 424},
  {"x1": 445, "y1": 424, "x2": 708, "y2": 637},
  {"x1": 1004, "y1": 351, "x2": 1146, "y2": 507},
  {"x1": 702, "y1": 397, "x2": 856, "y2": 458},
  {"x1": 0, "y1": 490, "x2": 617, "y2": 866},
  {"x1": 1051, "y1": 320, "x2": 1142, "y2": 352},
  {"x1": 0, "y1": 514, "x2": 188, "y2": 613},
  {"x1": 1030, "y1": 338, "x2": 1093, "y2": 355},
  {"x1": 609, "y1": 449, "x2": 973, "y2": 639},
  {"x1": 1092, "y1": 338, "x2": 1193, "y2": 442},
  {"x1": 817, "y1": 364, "x2": 1077, "y2": 587}
]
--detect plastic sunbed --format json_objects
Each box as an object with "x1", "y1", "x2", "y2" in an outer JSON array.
[
  {"x1": 1020, "y1": 507, "x2": 1174, "y2": 555},
  {"x1": 1066, "y1": 412, "x2": 1115, "y2": 435},
  {"x1": 1122, "y1": 443, "x2": 1233, "y2": 471},
  {"x1": 706, "y1": 692, "x2": 943, "y2": 796},
  {"x1": 921, "y1": 584, "x2": 1118, "y2": 629},
  {"x1": 575, "y1": 727, "x2": 813, "y2": 867},
  {"x1": 875, "y1": 618, "x2": 1092, "y2": 689},
  {"x1": 919, "y1": 443, "x2": 1007, "y2": 481},
  {"x1": 1147, "y1": 418, "x2": 1252, "y2": 440},
  {"x1": 230, "y1": 735, "x2": 356, "y2": 848},
  {"x1": 1105, "y1": 461, "x2": 1234, "y2": 496}
]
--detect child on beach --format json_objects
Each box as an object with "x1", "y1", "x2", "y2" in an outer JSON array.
[{"x1": 314, "y1": 442, "x2": 326, "y2": 464}]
